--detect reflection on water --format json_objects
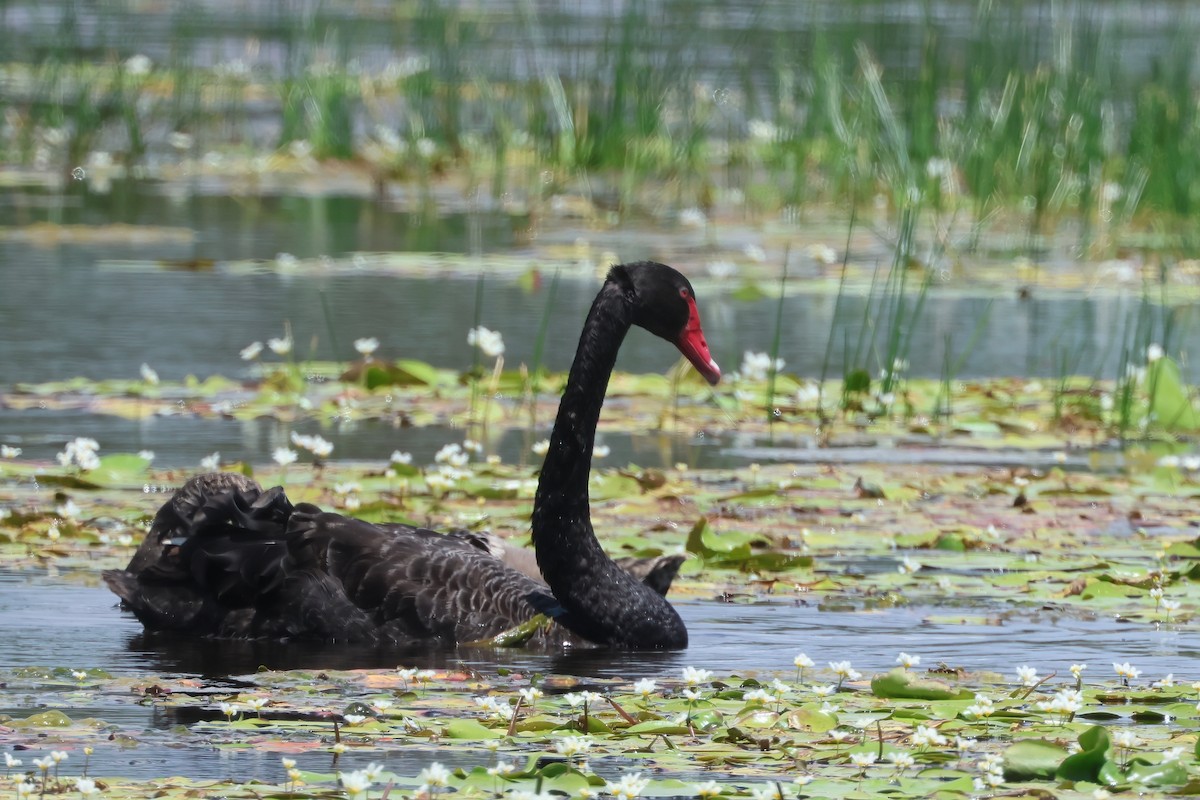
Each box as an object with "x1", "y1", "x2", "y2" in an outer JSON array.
[{"x1": 2, "y1": 569, "x2": 1193, "y2": 781}]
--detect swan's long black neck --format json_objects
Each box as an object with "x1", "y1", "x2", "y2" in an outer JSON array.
[{"x1": 531, "y1": 279, "x2": 688, "y2": 649}]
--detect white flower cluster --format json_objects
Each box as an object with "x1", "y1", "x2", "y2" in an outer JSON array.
[
  {"x1": 553, "y1": 734, "x2": 593, "y2": 757},
  {"x1": 435, "y1": 443, "x2": 470, "y2": 467},
  {"x1": 474, "y1": 695, "x2": 513, "y2": 721},
  {"x1": 974, "y1": 752, "x2": 1004, "y2": 791},
  {"x1": 57, "y1": 437, "x2": 100, "y2": 471},
  {"x1": 829, "y1": 660, "x2": 861, "y2": 683},
  {"x1": 290, "y1": 432, "x2": 334, "y2": 458},
  {"x1": 468, "y1": 326, "x2": 505, "y2": 358},
  {"x1": 605, "y1": 773, "x2": 649, "y2": 800},
  {"x1": 1035, "y1": 688, "x2": 1084, "y2": 719}
]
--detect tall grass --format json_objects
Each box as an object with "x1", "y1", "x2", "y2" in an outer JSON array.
[{"x1": 5, "y1": 2, "x2": 1200, "y2": 244}]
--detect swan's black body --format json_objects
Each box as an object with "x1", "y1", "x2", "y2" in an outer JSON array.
[{"x1": 104, "y1": 261, "x2": 720, "y2": 649}]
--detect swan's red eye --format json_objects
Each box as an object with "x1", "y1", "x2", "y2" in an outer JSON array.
[{"x1": 679, "y1": 287, "x2": 689, "y2": 298}]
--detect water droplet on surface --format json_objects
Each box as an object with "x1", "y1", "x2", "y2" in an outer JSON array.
[
  {"x1": 939, "y1": 269, "x2": 951, "y2": 282},
  {"x1": 384, "y1": 394, "x2": 392, "y2": 403},
  {"x1": 71, "y1": 166, "x2": 85, "y2": 181},
  {"x1": 772, "y1": 408, "x2": 782, "y2": 418}
]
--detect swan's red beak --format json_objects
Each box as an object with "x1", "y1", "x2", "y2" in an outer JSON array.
[{"x1": 675, "y1": 295, "x2": 721, "y2": 385}]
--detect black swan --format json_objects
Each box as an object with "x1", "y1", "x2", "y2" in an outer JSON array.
[{"x1": 103, "y1": 261, "x2": 721, "y2": 649}]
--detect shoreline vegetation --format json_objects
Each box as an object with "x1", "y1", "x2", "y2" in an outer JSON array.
[{"x1": 3, "y1": 2, "x2": 1200, "y2": 256}]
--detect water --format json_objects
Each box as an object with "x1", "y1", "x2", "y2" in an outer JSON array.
[
  {"x1": 3, "y1": 184, "x2": 1191, "y2": 467},
  {"x1": 0, "y1": 568, "x2": 1189, "y2": 780}
]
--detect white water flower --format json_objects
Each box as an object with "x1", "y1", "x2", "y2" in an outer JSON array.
[
  {"x1": 593, "y1": 444, "x2": 611, "y2": 458},
  {"x1": 1036, "y1": 688, "x2": 1083, "y2": 717},
  {"x1": 418, "y1": 762, "x2": 451, "y2": 789},
  {"x1": 75, "y1": 778, "x2": 98, "y2": 796},
  {"x1": 240, "y1": 341, "x2": 264, "y2": 360},
  {"x1": 531, "y1": 439, "x2": 550, "y2": 456},
  {"x1": 849, "y1": 751, "x2": 877, "y2": 769},
  {"x1": 563, "y1": 691, "x2": 604, "y2": 708},
  {"x1": 554, "y1": 735, "x2": 593, "y2": 757},
  {"x1": 290, "y1": 432, "x2": 334, "y2": 458},
  {"x1": 1113, "y1": 661, "x2": 1141, "y2": 682},
  {"x1": 468, "y1": 326, "x2": 505, "y2": 358},
  {"x1": 806, "y1": 243, "x2": 838, "y2": 265},
  {"x1": 267, "y1": 334, "x2": 293, "y2": 355},
  {"x1": 740, "y1": 351, "x2": 785, "y2": 382},
  {"x1": 633, "y1": 678, "x2": 657, "y2": 697},
  {"x1": 57, "y1": 437, "x2": 101, "y2": 471},
  {"x1": 829, "y1": 661, "x2": 861, "y2": 682},
  {"x1": 272, "y1": 448, "x2": 297, "y2": 466},
  {"x1": 1015, "y1": 665, "x2": 1039, "y2": 687},
  {"x1": 1111, "y1": 730, "x2": 1141, "y2": 750},
  {"x1": 1, "y1": 444, "x2": 21, "y2": 458},
  {"x1": 912, "y1": 724, "x2": 947, "y2": 748},
  {"x1": 963, "y1": 693, "x2": 995, "y2": 719},
  {"x1": 390, "y1": 450, "x2": 413, "y2": 464},
  {"x1": 1147, "y1": 343, "x2": 1164, "y2": 362},
  {"x1": 57, "y1": 500, "x2": 81, "y2": 520},
  {"x1": 898, "y1": 555, "x2": 921, "y2": 574},
  {"x1": 124, "y1": 54, "x2": 152, "y2": 75},
  {"x1": 354, "y1": 337, "x2": 379, "y2": 357},
  {"x1": 605, "y1": 772, "x2": 649, "y2": 800},
  {"x1": 139, "y1": 363, "x2": 159, "y2": 385},
  {"x1": 681, "y1": 666, "x2": 714, "y2": 686},
  {"x1": 339, "y1": 769, "x2": 373, "y2": 797},
  {"x1": 678, "y1": 208, "x2": 707, "y2": 228},
  {"x1": 199, "y1": 452, "x2": 221, "y2": 471},
  {"x1": 434, "y1": 443, "x2": 469, "y2": 467},
  {"x1": 896, "y1": 652, "x2": 921, "y2": 669},
  {"x1": 694, "y1": 780, "x2": 722, "y2": 799}
]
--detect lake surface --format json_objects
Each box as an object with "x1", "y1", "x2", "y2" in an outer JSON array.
[
  {"x1": 0, "y1": 568, "x2": 1190, "y2": 780},
  {"x1": 2, "y1": 185, "x2": 1191, "y2": 468},
  {"x1": 1, "y1": 1, "x2": 1197, "y2": 786}
]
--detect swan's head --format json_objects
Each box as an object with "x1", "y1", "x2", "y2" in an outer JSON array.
[{"x1": 611, "y1": 261, "x2": 722, "y2": 385}]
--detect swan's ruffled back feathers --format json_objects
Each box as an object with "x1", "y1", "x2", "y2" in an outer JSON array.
[{"x1": 108, "y1": 475, "x2": 560, "y2": 644}]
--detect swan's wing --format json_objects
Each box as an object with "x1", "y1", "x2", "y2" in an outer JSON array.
[
  {"x1": 105, "y1": 473, "x2": 557, "y2": 644},
  {"x1": 287, "y1": 509, "x2": 554, "y2": 643}
]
